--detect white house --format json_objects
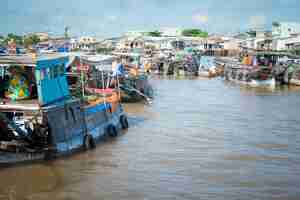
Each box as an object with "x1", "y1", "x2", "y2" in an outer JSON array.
[
  {"x1": 239, "y1": 30, "x2": 272, "y2": 50},
  {"x1": 117, "y1": 36, "x2": 145, "y2": 50},
  {"x1": 220, "y1": 37, "x2": 242, "y2": 51},
  {"x1": 273, "y1": 34, "x2": 300, "y2": 51},
  {"x1": 272, "y1": 22, "x2": 300, "y2": 51},
  {"x1": 72, "y1": 36, "x2": 99, "y2": 51},
  {"x1": 272, "y1": 22, "x2": 300, "y2": 38}
]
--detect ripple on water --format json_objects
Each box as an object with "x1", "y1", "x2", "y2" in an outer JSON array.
[{"x1": 0, "y1": 78, "x2": 300, "y2": 200}]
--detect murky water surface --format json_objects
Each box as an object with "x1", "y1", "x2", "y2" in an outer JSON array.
[{"x1": 1, "y1": 77, "x2": 300, "y2": 200}]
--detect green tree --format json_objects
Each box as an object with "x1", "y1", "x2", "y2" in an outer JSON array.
[
  {"x1": 5, "y1": 33, "x2": 24, "y2": 46},
  {"x1": 24, "y1": 34, "x2": 40, "y2": 47},
  {"x1": 0, "y1": 35, "x2": 4, "y2": 46},
  {"x1": 96, "y1": 47, "x2": 114, "y2": 54},
  {"x1": 146, "y1": 30, "x2": 162, "y2": 37},
  {"x1": 64, "y1": 26, "x2": 70, "y2": 38},
  {"x1": 181, "y1": 29, "x2": 208, "y2": 37},
  {"x1": 246, "y1": 30, "x2": 257, "y2": 37},
  {"x1": 272, "y1": 21, "x2": 280, "y2": 27},
  {"x1": 290, "y1": 48, "x2": 300, "y2": 56}
]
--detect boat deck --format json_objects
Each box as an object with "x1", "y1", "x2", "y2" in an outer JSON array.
[{"x1": 0, "y1": 99, "x2": 40, "y2": 111}]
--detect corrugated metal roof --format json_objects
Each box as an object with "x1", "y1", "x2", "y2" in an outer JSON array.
[{"x1": 0, "y1": 53, "x2": 68, "y2": 67}]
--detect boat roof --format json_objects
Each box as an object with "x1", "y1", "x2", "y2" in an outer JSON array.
[
  {"x1": 254, "y1": 51, "x2": 300, "y2": 58},
  {"x1": 112, "y1": 52, "x2": 141, "y2": 57},
  {"x1": 0, "y1": 53, "x2": 69, "y2": 67},
  {"x1": 81, "y1": 54, "x2": 116, "y2": 64}
]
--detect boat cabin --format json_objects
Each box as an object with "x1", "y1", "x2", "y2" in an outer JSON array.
[
  {"x1": 0, "y1": 54, "x2": 73, "y2": 154},
  {"x1": 0, "y1": 54, "x2": 70, "y2": 109}
]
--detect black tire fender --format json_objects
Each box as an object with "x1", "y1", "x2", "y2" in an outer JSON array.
[
  {"x1": 83, "y1": 134, "x2": 95, "y2": 150},
  {"x1": 120, "y1": 115, "x2": 129, "y2": 130},
  {"x1": 107, "y1": 125, "x2": 118, "y2": 137}
]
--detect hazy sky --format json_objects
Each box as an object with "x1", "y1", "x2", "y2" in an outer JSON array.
[{"x1": 1, "y1": 0, "x2": 299, "y2": 38}]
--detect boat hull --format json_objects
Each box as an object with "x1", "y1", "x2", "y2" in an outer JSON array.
[
  {"x1": 289, "y1": 78, "x2": 300, "y2": 86},
  {"x1": 229, "y1": 78, "x2": 276, "y2": 88},
  {"x1": 0, "y1": 100, "x2": 127, "y2": 167},
  {"x1": 198, "y1": 70, "x2": 218, "y2": 78},
  {"x1": 224, "y1": 63, "x2": 275, "y2": 88}
]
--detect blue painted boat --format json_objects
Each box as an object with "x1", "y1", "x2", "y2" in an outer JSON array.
[{"x1": 0, "y1": 54, "x2": 128, "y2": 166}]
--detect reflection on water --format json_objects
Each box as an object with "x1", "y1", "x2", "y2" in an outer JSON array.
[{"x1": 1, "y1": 77, "x2": 300, "y2": 200}]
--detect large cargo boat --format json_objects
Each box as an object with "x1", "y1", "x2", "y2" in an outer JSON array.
[{"x1": 0, "y1": 54, "x2": 128, "y2": 166}]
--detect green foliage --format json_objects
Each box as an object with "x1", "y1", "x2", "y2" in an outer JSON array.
[
  {"x1": 145, "y1": 31, "x2": 162, "y2": 37},
  {"x1": 96, "y1": 47, "x2": 114, "y2": 54},
  {"x1": 272, "y1": 21, "x2": 280, "y2": 27},
  {"x1": 181, "y1": 29, "x2": 208, "y2": 38},
  {"x1": 64, "y1": 26, "x2": 70, "y2": 38},
  {"x1": 24, "y1": 34, "x2": 40, "y2": 47},
  {"x1": 71, "y1": 48, "x2": 81, "y2": 52},
  {"x1": 246, "y1": 30, "x2": 257, "y2": 37},
  {"x1": 0, "y1": 35, "x2": 4, "y2": 46},
  {"x1": 290, "y1": 48, "x2": 300, "y2": 56},
  {"x1": 4, "y1": 33, "x2": 24, "y2": 46}
]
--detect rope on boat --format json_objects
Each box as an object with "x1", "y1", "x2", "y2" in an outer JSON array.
[{"x1": 119, "y1": 84, "x2": 152, "y2": 104}]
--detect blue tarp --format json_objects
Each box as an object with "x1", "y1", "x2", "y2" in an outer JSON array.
[
  {"x1": 0, "y1": 47, "x2": 6, "y2": 54},
  {"x1": 85, "y1": 103, "x2": 111, "y2": 116}
]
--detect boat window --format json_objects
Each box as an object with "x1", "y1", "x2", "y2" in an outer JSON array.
[
  {"x1": 0, "y1": 66, "x2": 37, "y2": 101},
  {"x1": 53, "y1": 65, "x2": 60, "y2": 78}
]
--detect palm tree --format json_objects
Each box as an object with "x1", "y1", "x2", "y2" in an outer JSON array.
[{"x1": 64, "y1": 26, "x2": 70, "y2": 38}]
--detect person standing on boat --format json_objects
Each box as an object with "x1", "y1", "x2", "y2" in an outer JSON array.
[{"x1": 112, "y1": 58, "x2": 125, "y2": 76}]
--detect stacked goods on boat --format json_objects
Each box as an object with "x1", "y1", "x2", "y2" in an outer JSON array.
[
  {"x1": 153, "y1": 50, "x2": 173, "y2": 74},
  {"x1": 215, "y1": 57, "x2": 239, "y2": 77},
  {"x1": 0, "y1": 54, "x2": 128, "y2": 166},
  {"x1": 224, "y1": 54, "x2": 275, "y2": 87},
  {"x1": 198, "y1": 56, "x2": 222, "y2": 78},
  {"x1": 167, "y1": 50, "x2": 199, "y2": 76}
]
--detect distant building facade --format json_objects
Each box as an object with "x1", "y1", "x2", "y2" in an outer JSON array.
[
  {"x1": 272, "y1": 22, "x2": 300, "y2": 38},
  {"x1": 273, "y1": 34, "x2": 300, "y2": 51},
  {"x1": 272, "y1": 22, "x2": 300, "y2": 51},
  {"x1": 117, "y1": 36, "x2": 145, "y2": 50},
  {"x1": 71, "y1": 36, "x2": 99, "y2": 51}
]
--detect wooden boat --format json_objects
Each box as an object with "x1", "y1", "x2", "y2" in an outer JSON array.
[
  {"x1": 198, "y1": 56, "x2": 220, "y2": 78},
  {"x1": 0, "y1": 54, "x2": 129, "y2": 167},
  {"x1": 119, "y1": 73, "x2": 153, "y2": 103},
  {"x1": 255, "y1": 51, "x2": 300, "y2": 85},
  {"x1": 289, "y1": 64, "x2": 300, "y2": 86},
  {"x1": 223, "y1": 52, "x2": 295, "y2": 88},
  {"x1": 112, "y1": 52, "x2": 154, "y2": 103},
  {"x1": 166, "y1": 51, "x2": 200, "y2": 76},
  {"x1": 224, "y1": 63, "x2": 275, "y2": 88}
]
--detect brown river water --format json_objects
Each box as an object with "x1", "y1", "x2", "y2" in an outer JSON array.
[{"x1": 0, "y1": 76, "x2": 300, "y2": 200}]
